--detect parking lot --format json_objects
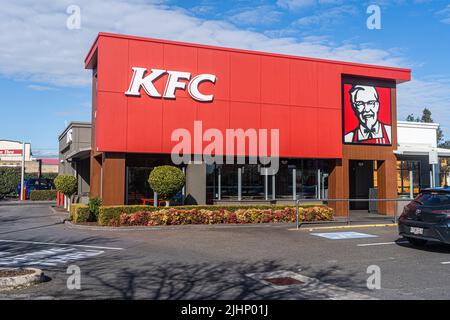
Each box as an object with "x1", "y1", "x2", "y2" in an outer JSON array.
[{"x1": 0, "y1": 203, "x2": 449, "y2": 300}]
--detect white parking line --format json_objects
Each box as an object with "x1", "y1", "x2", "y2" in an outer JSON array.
[
  {"x1": 357, "y1": 240, "x2": 408, "y2": 247},
  {"x1": 0, "y1": 247, "x2": 105, "y2": 267},
  {"x1": 441, "y1": 262, "x2": 450, "y2": 265},
  {"x1": 0, "y1": 239, "x2": 124, "y2": 251}
]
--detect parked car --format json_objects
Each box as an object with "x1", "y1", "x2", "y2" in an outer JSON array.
[
  {"x1": 16, "y1": 178, "x2": 55, "y2": 199},
  {"x1": 398, "y1": 187, "x2": 450, "y2": 246}
]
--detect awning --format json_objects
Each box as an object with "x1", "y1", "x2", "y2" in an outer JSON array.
[
  {"x1": 394, "y1": 147, "x2": 450, "y2": 157},
  {"x1": 65, "y1": 147, "x2": 91, "y2": 161}
]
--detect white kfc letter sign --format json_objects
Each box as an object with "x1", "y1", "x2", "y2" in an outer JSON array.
[{"x1": 125, "y1": 67, "x2": 216, "y2": 102}]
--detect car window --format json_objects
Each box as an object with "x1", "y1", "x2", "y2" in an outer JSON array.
[
  {"x1": 28, "y1": 179, "x2": 39, "y2": 186},
  {"x1": 416, "y1": 192, "x2": 450, "y2": 206}
]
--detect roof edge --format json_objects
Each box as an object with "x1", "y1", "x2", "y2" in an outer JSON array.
[{"x1": 90, "y1": 32, "x2": 411, "y2": 79}]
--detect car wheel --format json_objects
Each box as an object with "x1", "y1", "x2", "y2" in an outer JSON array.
[{"x1": 406, "y1": 237, "x2": 427, "y2": 246}]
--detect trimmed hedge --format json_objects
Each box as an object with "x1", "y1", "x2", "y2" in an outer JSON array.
[
  {"x1": 29, "y1": 190, "x2": 56, "y2": 201},
  {"x1": 98, "y1": 204, "x2": 333, "y2": 226},
  {"x1": 69, "y1": 204, "x2": 92, "y2": 223}
]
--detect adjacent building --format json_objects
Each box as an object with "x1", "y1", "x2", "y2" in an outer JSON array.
[
  {"x1": 58, "y1": 121, "x2": 91, "y2": 201},
  {"x1": 0, "y1": 139, "x2": 58, "y2": 174}
]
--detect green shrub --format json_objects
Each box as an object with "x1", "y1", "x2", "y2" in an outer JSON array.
[
  {"x1": 54, "y1": 175, "x2": 77, "y2": 196},
  {"x1": 29, "y1": 190, "x2": 57, "y2": 201},
  {"x1": 69, "y1": 204, "x2": 92, "y2": 223},
  {"x1": 98, "y1": 204, "x2": 333, "y2": 226},
  {"x1": 0, "y1": 167, "x2": 20, "y2": 197},
  {"x1": 148, "y1": 166, "x2": 185, "y2": 200},
  {"x1": 88, "y1": 197, "x2": 102, "y2": 221}
]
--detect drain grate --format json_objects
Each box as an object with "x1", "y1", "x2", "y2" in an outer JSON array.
[{"x1": 263, "y1": 277, "x2": 304, "y2": 286}]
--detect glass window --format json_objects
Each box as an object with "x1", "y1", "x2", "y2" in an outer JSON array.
[
  {"x1": 219, "y1": 164, "x2": 238, "y2": 199},
  {"x1": 241, "y1": 164, "x2": 265, "y2": 199},
  {"x1": 439, "y1": 157, "x2": 450, "y2": 187},
  {"x1": 416, "y1": 192, "x2": 450, "y2": 206},
  {"x1": 397, "y1": 160, "x2": 420, "y2": 195},
  {"x1": 126, "y1": 167, "x2": 153, "y2": 205}
]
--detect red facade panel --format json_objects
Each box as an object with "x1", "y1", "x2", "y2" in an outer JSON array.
[
  {"x1": 261, "y1": 56, "x2": 290, "y2": 105},
  {"x1": 86, "y1": 33, "x2": 411, "y2": 159},
  {"x1": 230, "y1": 52, "x2": 261, "y2": 103}
]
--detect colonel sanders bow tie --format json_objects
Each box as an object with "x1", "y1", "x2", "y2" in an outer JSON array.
[{"x1": 364, "y1": 127, "x2": 377, "y2": 139}]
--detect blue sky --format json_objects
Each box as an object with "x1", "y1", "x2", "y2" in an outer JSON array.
[{"x1": 0, "y1": 0, "x2": 449, "y2": 157}]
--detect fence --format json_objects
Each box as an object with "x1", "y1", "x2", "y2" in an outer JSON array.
[{"x1": 295, "y1": 198, "x2": 414, "y2": 229}]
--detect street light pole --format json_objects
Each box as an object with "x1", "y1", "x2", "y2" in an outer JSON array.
[{"x1": 20, "y1": 142, "x2": 25, "y2": 201}]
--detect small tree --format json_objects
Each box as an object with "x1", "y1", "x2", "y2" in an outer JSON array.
[
  {"x1": 148, "y1": 166, "x2": 185, "y2": 206},
  {"x1": 54, "y1": 175, "x2": 77, "y2": 210}
]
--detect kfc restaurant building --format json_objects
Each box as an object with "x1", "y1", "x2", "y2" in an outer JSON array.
[{"x1": 85, "y1": 32, "x2": 411, "y2": 215}]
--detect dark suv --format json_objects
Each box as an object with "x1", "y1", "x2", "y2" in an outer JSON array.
[
  {"x1": 16, "y1": 178, "x2": 55, "y2": 199},
  {"x1": 398, "y1": 187, "x2": 450, "y2": 246}
]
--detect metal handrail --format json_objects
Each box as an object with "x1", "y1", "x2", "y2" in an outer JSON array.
[{"x1": 295, "y1": 197, "x2": 414, "y2": 229}]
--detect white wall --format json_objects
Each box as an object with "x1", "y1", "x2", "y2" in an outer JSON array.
[{"x1": 397, "y1": 121, "x2": 438, "y2": 149}]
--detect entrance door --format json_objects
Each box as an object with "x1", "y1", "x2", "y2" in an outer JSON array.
[{"x1": 349, "y1": 160, "x2": 374, "y2": 210}]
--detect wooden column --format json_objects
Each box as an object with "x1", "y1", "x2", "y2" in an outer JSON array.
[
  {"x1": 377, "y1": 159, "x2": 397, "y2": 215},
  {"x1": 328, "y1": 159, "x2": 349, "y2": 216},
  {"x1": 90, "y1": 153, "x2": 102, "y2": 198},
  {"x1": 101, "y1": 152, "x2": 126, "y2": 205}
]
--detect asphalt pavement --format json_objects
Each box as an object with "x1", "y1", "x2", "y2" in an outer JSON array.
[{"x1": 0, "y1": 203, "x2": 449, "y2": 300}]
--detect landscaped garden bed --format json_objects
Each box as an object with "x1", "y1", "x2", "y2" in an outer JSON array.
[
  {"x1": 69, "y1": 203, "x2": 334, "y2": 227},
  {"x1": 66, "y1": 166, "x2": 333, "y2": 227}
]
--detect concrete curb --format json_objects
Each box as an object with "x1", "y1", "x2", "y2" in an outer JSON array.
[
  {"x1": 0, "y1": 201, "x2": 56, "y2": 207},
  {"x1": 64, "y1": 220, "x2": 299, "y2": 232},
  {"x1": 0, "y1": 268, "x2": 45, "y2": 290},
  {"x1": 289, "y1": 223, "x2": 397, "y2": 231},
  {"x1": 48, "y1": 206, "x2": 69, "y2": 223}
]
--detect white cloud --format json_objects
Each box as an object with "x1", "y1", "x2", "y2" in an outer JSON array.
[
  {"x1": 27, "y1": 84, "x2": 55, "y2": 91},
  {"x1": 229, "y1": 6, "x2": 282, "y2": 26},
  {"x1": 437, "y1": 4, "x2": 450, "y2": 24},
  {"x1": 0, "y1": 0, "x2": 413, "y2": 88},
  {"x1": 293, "y1": 5, "x2": 358, "y2": 26},
  {"x1": 277, "y1": 0, "x2": 316, "y2": 10},
  {"x1": 276, "y1": 0, "x2": 343, "y2": 10},
  {"x1": 397, "y1": 76, "x2": 450, "y2": 134},
  {"x1": 1, "y1": 0, "x2": 448, "y2": 135}
]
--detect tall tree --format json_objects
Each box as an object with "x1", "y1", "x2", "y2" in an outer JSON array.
[
  {"x1": 420, "y1": 108, "x2": 433, "y2": 123},
  {"x1": 405, "y1": 108, "x2": 445, "y2": 146},
  {"x1": 405, "y1": 113, "x2": 416, "y2": 122},
  {"x1": 439, "y1": 140, "x2": 450, "y2": 149}
]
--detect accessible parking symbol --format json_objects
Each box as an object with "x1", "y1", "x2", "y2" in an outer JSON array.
[{"x1": 311, "y1": 232, "x2": 378, "y2": 240}]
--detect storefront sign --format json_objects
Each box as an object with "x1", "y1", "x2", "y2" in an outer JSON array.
[
  {"x1": 343, "y1": 83, "x2": 392, "y2": 145},
  {"x1": 125, "y1": 67, "x2": 216, "y2": 102},
  {"x1": 0, "y1": 149, "x2": 22, "y2": 155}
]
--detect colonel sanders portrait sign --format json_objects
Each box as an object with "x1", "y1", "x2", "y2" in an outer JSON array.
[{"x1": 343, "y1": 83, "x2": 392, "y2": 145}]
